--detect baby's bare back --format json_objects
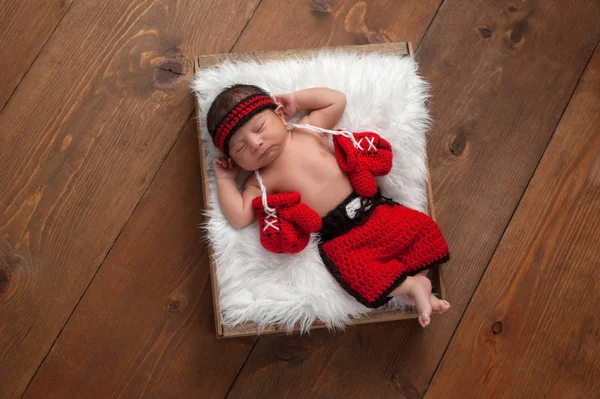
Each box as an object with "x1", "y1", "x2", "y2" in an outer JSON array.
[{"x1": 261, "y1": 127, "x2": 354, "y2": 216}]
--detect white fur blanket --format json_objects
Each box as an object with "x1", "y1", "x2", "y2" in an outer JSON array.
[{"x1": 190, "y1": 49, "x2": 431, "y2": 334}]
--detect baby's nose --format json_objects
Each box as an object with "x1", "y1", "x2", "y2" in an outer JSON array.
[{"x1": 251, "y1": 136, "x2": 263, "y2": 150}]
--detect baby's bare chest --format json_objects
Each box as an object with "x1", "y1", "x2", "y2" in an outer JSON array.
[
  {"x1": 279, "y1": 135, "x2": 339, "y2": 182},
  {"x1": 267, "y1": 133, "x2": 354, "y2": 215}
]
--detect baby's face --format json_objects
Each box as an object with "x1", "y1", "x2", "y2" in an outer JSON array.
[{"x1": 228, "y1": 109, "x2": 288, "y2": 171}]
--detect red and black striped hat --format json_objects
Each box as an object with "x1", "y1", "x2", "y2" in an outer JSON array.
[{"x1": 208, "y1": 92, "x2": 277, "y2": 156}]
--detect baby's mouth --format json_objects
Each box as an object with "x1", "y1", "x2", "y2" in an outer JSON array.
[{"x1": 259, "y1": 146, "x2": 273, "y2": 159}]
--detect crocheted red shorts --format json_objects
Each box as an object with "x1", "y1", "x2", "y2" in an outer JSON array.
[{"x1": 318, "y1": 191, "x2": 450, "y2": 309}]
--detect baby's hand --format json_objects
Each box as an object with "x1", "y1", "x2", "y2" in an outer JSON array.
[
  {"x1": 213, "y1": 157, "x2": 240, "y2": 180},
  {"x1": 274, "y1": 93, "x2": 298, "y2": 121}
]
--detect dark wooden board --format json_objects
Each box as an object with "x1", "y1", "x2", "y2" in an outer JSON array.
[
  {"x1": 0, "y1": 0, "x2": 72, "y2": 111},
  {"x1": 0, "y1": 1, "x2": 260, "y2": 397},
  {"x1": 426, "y1": 43, "x2": 600, "y2": 399},
  {"x1": 15, "y1": 1, "x2": 446, "y2": 397},
  {"x1": 233, "y1": 0, "x2": 442, "y2": 51},
  {"x1": 22, "y1": 120, "x2": 256, "y2": 399},
  {"x1": 225, "y1": 0, "x2": 600, "y2": 397}
]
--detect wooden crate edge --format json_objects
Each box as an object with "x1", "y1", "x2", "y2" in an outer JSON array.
[
  {"x1": 194, "y1": 41, "x2": 444, "y2": 339},
  {"x1": 195, "y1": 42, "x2": 410, "y2": 70},
  {"x1": 194, "y1": 57, "x2": 224, "y2": 339},
  {"x1": 221, "y1": 307, "x2": 425, "y2": 338}
]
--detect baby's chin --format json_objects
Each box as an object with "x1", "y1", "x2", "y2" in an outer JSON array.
[
  {"x1": 234, "y1": 147, "x2": 282, "y2": 171},
  {"x1": 259, "y1": 147, "x2": 284, "y2": 168},
  {"x1": 235, "y1": 159, "x2": 272, "y2": 172}
]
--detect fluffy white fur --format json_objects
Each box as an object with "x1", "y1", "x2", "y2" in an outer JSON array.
[{"x1": 190, "y1": 49, "x2": 432, "y2": 335}]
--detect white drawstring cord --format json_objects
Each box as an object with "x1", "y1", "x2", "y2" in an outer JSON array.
[
  {"x1": 255, "y1": 123, "x2": 377, "y2": 232},
  {"x1": 255, "y1": 170, "x2": 279, "y2": 231},
  {"x1": 288, "y1": 123, "x2": 363, "y2": 150}
]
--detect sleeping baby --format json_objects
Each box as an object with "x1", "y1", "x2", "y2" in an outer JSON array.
[{"x1": 208, "y1": 84, "x2": 451, "y2": 327}]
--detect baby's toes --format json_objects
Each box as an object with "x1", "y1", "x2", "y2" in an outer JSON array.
[
  {"x1": 430, "y1": 296, "x2": 451, "y2": 314},
  {"x1": 441, "y1": 300, "x2": 451, "y2": 312},
  {"x1": 430, "y1": 294, "x2": 444, "y2": 313}
]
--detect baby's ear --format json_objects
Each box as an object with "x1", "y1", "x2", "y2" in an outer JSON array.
[{"x1": 274, "y1": 103, "x2": 287, "y2": 124}]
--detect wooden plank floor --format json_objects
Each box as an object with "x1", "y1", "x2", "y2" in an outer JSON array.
[
  {"x1": 426, "y1": 43, "x2": 600, "y2": 399},
  {"x1": 0, "y1": 0, "x2": 73, "y2": 111},
  {"x1": 0, "y1": 1, "x2": 598, "y2": 398}
]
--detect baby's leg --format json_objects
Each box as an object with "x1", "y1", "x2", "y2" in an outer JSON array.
[
  {"x1": 414, "y1": 270, "x2": 451, "y2": 314},
  {"x1": 388, "y1": 272, "x2": 450, "y2": 327}
]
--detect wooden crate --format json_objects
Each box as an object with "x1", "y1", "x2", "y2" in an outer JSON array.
[{"x1": 193, "y1": 42, "x2": 445, "y2": 339}]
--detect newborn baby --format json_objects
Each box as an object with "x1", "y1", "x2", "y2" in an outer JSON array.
[{"x1": 208, "y1": 84, "x2": 451, "y2": 327}]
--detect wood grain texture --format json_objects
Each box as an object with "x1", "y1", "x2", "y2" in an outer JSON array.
[
  {"x1": 232, "y1": 0, "x2": 442, "y2": 52},
  {"x1": 0, "y1": 0, "x2": 72, "y2": 111},
  {"x1": 426, "y1": 43, "x2": 600, "y2": 399},
  {"x1": 22, "y1": 121, "x2": 256, "y2": 399},
  {"x1": 225, "y1": 0, "x2": 600, "y2": 397},
  {"x1": 0, "y1": 1, "x2": 260, "y2": 397}
]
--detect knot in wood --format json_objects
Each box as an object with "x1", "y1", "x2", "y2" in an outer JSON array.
[
  {"x1": 505, "y1": 18, "x2": 527, "y2": 48},
  {"x1": 366, "y1": 30, "x2": 385, "y2": 44},
  {"x1": 449, "y1": 131, "x2": 467, "y2": 156},
  {"x1": 492, "y1": 321, "x2": 503, "y2": 334},
  {"x1": 153, "y1": 56, "x2": 187, "y2": 89},
  {"x1": 168, "y1": 299, "x2": 181, "y2": 312},
  {"x1": 402, "y1": 382, "x2": 421, "y2": 399},
  {"x1": 0, "y1": 267, "x2": 9, "y2": 294},
  {"x1": 478, "y1": 26, "x2": 493, "y2": 38},
  {"x1": 310, "y1": 0, "x2": 331, "y2": 13},
  {"x1": 391, "y1": 374, "x2": 421, "y2": 398}
]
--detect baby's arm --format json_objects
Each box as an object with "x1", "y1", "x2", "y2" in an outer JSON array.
[
  {"x1": 276, "y1": 88, "x2": 346, "y2": 130},
  {"x1": 214, "y1": 158, "x2": 260, "y2": 229}
]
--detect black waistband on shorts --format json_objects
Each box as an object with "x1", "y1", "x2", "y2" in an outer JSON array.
[{"x1": 318, "y1": 190, "x2": 397, "y2": 243}]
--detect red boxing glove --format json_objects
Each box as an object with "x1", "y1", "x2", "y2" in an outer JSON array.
[
  {"x1": 333, "y1": 131, "x2": 393, "y2": 198},
  {"x1": 252, "y1": 192, "x2": 322, "y2": 254}
]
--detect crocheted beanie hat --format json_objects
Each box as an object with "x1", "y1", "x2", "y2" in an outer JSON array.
[{"x1": 206, "y1": 84, "x2": 277, "y2": 157}]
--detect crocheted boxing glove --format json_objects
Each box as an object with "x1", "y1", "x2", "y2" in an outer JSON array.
[
  {"x1": 333, "y1": 131, "x2": 393, "y2": 198},
  {"x1": 252, "y1": 192, "x2": 322, "y2": 254}
]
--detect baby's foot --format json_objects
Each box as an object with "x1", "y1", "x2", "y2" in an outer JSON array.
[
  {"x1": 404, "y1": 275, "x2": 433, "y2": 327},
  {"x1": 430, "y1": 295, "x2": 451, "y2": 314},
  {"x1": 400, "y1": 287, "x2": 451, "y2": 315}
]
